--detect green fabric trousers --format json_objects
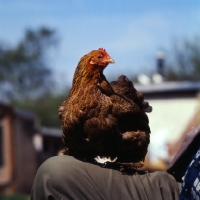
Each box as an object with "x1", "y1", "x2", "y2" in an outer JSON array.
[{"x1": 31, "y1": 155, "x2": 181, "y2": 200}]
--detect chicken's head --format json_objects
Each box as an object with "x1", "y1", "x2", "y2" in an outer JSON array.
[{"x1": 89, "y1": 48, "x2": 115, "y2": 67}]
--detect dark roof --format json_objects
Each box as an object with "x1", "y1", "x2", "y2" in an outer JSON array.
[
  {"x1": 134, "y1": 81, "x2": 200, "y2": 94},
  {"x1": 0, "y1": 102, "x2": 12, "y2": 118},
  {"x1": 0, "y1": 101, "x2": 12, "y2": 110},
  {"x1": 0, "y1": 101, "x2": 36, "y2": 120},
  {"x1": 14, "y1": 108, "x2": 36, "y2": 120},
  {"x1": 39, "y1": 126, "x2": 62, "y2": 138}
]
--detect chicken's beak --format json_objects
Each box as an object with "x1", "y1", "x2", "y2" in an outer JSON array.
[{"x1": 104, "y1": 57, "x2": 115, "y2": 64}]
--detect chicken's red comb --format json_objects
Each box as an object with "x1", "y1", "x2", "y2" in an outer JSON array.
[{"x1": 98, "y1": 48, "x2": 110, "y2": 57}]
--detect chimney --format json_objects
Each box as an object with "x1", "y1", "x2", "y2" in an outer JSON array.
[{"x1": 156, "y1": 51, "x2": 165, "y2": 77}]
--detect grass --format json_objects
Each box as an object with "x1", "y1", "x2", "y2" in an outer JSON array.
[{"x1": 0, "y1": 193, "x2": 29, "y2": 200}]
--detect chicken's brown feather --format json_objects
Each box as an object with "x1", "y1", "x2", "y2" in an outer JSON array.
[{"x1": 58, "y1": 48, "x2": 152, "y2": 171}]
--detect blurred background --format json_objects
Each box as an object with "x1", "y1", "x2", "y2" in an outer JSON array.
[{"x1": 0, "y1": 0, "x2": 200, "y2": 199}]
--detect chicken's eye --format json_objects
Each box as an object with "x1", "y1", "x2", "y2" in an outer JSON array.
[{"x1": 97, "y1": 55, "x2": 102, "y2": 59}]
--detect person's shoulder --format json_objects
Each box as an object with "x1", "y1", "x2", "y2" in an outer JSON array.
[
  {"x1": 149, "y1": 171, "x2": 179, "y2": 184},
  {"x1": 37, "y1": 155, "x2": 81, "y2": 174},
  {"x1": 41, "y1": 155, "x2": 75, "y2": 167},
  {"x1": 150, "y1": 171, "x2": 170, "y2": 178}
]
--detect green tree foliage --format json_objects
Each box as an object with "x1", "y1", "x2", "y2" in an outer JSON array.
[
  {"x1": 0, "y1": 27, "x2": 58, "y2": 101},
  {"x1": 0, "y1": 27, "x2": 67, "y2": 127},
  {"x1": 13, "y1": 90, "x2": 69, "y2": 127},
  {"x1": 0, "y1": 193, "x2": 29, "y2": 200},
  {"x1": 165, "y1": 36, "x2": 200, "y2": 81}
]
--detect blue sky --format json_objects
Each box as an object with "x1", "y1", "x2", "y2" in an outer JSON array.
[{"x1": 0, "y1": 0, "x2": 200, "y2": 87}]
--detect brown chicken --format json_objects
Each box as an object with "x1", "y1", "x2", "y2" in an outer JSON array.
[{"x1": 58, "y1": 48, "x2": 151, "y2": 171}]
